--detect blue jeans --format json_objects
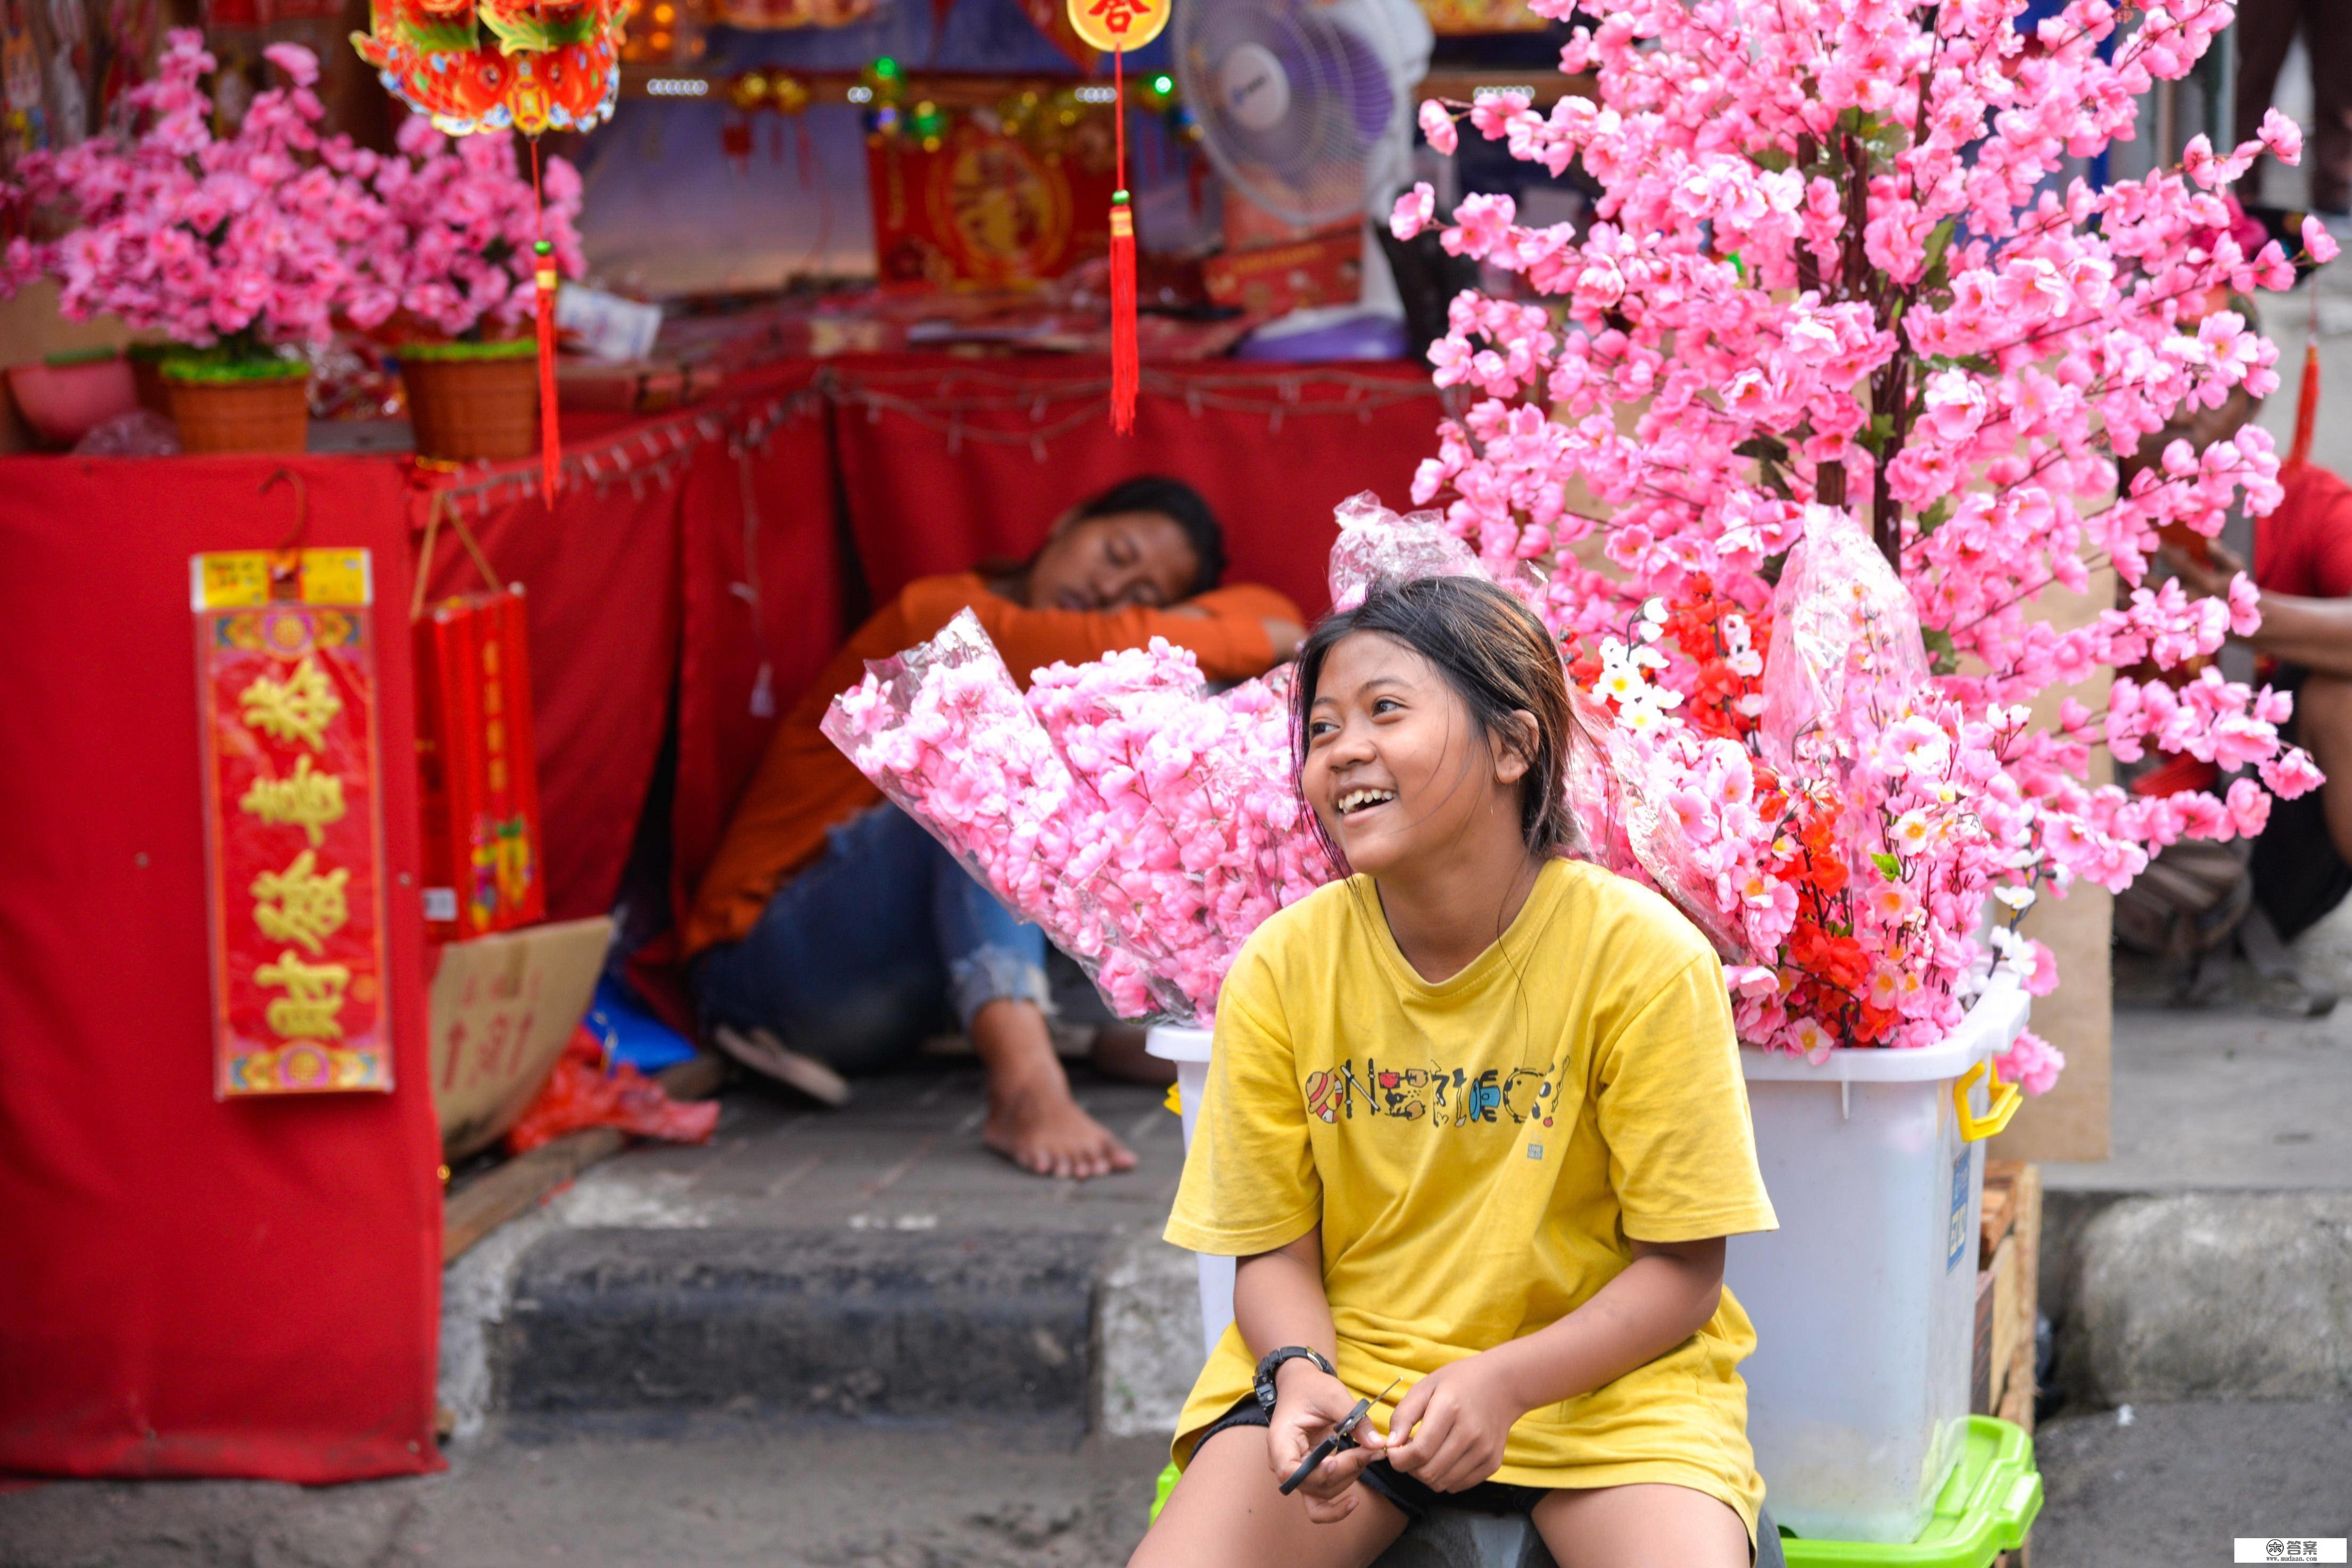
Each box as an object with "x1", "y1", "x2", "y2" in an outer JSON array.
[{"x1": 692, "y1": 804, "x2": 1051, "y2": 1075}]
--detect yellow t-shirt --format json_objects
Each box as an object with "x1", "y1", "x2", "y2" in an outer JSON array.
[{"x1": 1165, "y1": 857, "x2": 1779, "y2": 1536}]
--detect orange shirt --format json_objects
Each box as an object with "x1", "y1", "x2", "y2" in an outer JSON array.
[{"x1": 682, "y1": 573, "x2": 1303, "y2": 959}]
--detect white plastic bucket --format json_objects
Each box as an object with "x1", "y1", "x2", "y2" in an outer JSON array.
[
  {"x1": 1725, "y1": 973, "x2": 2030, "y2": 1544},
  {"x1": 1145, "y1": 1024, "x2": 1231, "y2": 1361}
]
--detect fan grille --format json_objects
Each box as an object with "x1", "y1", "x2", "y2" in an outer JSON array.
[{"x1": 1177, "y1": 0, "x2": 1393, "y2": 231}]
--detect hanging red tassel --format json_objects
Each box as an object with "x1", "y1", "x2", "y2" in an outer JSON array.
[
  {"x1": 2289, "y1": 335, "x2": 2320, "y2": 472},
  {"x1": 1110, "y1": 197, "x2": 1138, "y2": 435},
  {"x1": 535, "y1": 240, "x2": 562, "y2": 500},
  {"x1": 1107, "y1": 46, "x2": 1138, "y2": 435},
  {"x1": 531, "y1": 142, "x2": 563, "y2": 504}
]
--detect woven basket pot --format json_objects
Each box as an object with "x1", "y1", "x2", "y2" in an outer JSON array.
[
  {"x1": 402, "y1": 349, "x2": 538, "y2": 463},
  {"x1": 166, "y1": 372, "x2": 310, "y2": 455}
]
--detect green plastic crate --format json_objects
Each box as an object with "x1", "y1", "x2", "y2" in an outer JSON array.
[{"x1": 1780, "y1": 1417, "x2": 2042, "y2": 1568}]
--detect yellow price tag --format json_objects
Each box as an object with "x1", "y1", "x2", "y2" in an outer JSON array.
[
  {"x1": 1066, "y1": 0, "x2": 1169, "y2": 53},
  {"x1": 191, "y1": 549, "x2": 373, "y2": 610},
  {"x1": 298, "y1": 549, "x2": 372, "y2": 607},
  {"x1": 192, "y1": 552, "x2": 272, "y2": 610}
]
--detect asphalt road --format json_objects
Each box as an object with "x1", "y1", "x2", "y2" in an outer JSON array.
[{"x1": 4, "y1": 1400, "x2": 2348, "y2": 1568}]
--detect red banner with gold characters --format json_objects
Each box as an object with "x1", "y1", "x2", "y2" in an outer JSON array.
[{"x1": 193, "y1": 549, "x2": 392, "y2": 1098}]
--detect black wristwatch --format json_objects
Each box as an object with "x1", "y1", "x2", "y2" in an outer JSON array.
[{"x1": 1253, "y1": 1346, "x2": 1335, "y2": 1409}]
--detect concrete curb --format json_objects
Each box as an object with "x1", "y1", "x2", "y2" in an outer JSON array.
[
  {"x1": 499, "y1": 1227, "x2": 1106, "y2": 1419},
  {"x1": 1097, "y1": 1233, "x2": 1207, "y2": 1439},
  {"x1": 2058, "y1": 1191, "x2": 2352, "y2": 1405},
  {"x1": 448, "y1": 1184, "x2": 2352, "y2": 1439}
]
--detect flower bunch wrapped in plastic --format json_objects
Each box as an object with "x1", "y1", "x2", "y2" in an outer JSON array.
[
  {"x1": 1383, "y1": 0, "x2": 2342, "y2": 1090},
  {"x1": 822, "y1": 609, "x2": 1333, "y2": 1026},
  {"x1": 0, "y1": 33, "x2": 385, "y2": 353},
  {"x1": 342, "y1": 116, "x2": 585, "y2": 341}
]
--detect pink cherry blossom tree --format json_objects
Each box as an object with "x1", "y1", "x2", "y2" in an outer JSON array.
[{"x1": 1388, "y1": 0, "x2": 2338, "y2": 1083}]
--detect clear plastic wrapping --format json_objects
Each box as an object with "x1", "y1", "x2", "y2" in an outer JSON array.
[
  {"x1": 1762, "y1": 507, "x2": 1931, "y2": 777},
  {"x1": 823, "y1": 610, "x2": 1334, "y2": 1026}
]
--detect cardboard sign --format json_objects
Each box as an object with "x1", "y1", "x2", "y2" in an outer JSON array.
[
  {"x1": 193, "y1": 549, "x2": 392, "y2": 1097},
  {"x1": 428, "y1": 914, "x2": 613, "y2": 1159}
]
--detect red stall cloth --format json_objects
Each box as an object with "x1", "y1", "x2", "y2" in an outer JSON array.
[
  {"x1": 671, "y1": 367, "x2": 841, "y2": 915},
  {"x1": 414, "y1": 366, "x2": 843, "y2": 937},
  {"x1": 0, "y1": 457, "x2": 442, "y2": 1482},
  {"x1": 826, "y1": 357, "x2": 1447, "y2": 622}
]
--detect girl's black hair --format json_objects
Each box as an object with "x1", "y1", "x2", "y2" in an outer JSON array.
[
  {"x1": 1291, "y1": 575, "x2": 1574, "y2": 872},
  {"x1": 1071, "y1": 475, "x2": 1228, "y2": 597}
]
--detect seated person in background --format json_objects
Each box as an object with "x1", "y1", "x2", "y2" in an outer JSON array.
[
  {"x1": 2149, "y1": 385, "x2": 2352, "y2": 940},
  {"x1": 685, "y1": 476, "x2": 1305, "y2": 1180}
]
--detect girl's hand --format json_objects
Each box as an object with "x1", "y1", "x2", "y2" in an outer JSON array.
[
  {"x1": 1383, "y1": 1354, "x2": 1524, "y2": 1495},
  {"x1": 1268, "y1": 1365, "x2": 1386, "y2": 1524}
]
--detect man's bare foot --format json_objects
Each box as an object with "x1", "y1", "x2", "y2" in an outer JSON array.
[
  {"x1": 983, "y1": 1080, "x2": 1139, "y2": 1180},
  {"x1": 1090, "y1": 1024, "x2": 1177, "y2": 1086}
]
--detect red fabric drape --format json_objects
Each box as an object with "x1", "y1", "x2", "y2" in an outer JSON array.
[
  {"x1": 0, "y1": 456, "x2": 442, "y2": 1483},
  {"x1": 826, "y1": 357, "x2": 1445, "y2": 622},
  {"x1": 671, "y1": 368, "x2": 840, "y2": 913}
]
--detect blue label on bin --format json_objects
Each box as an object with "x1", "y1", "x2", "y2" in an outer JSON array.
[{"x1": 1947, "y1": 1145, "x2": 1973, "y2": 1272}]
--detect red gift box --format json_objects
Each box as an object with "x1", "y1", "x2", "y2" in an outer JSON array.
[{"x1": 414, "y1": 587, "x2": 546, "y2": 941}]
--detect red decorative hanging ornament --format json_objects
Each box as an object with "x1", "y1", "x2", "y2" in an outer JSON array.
[
  {"x1": 356, "y1": 0, "x2": 627, "y2": 502},
  {"x1": 530, "y1": 143, "x2": 564, "y2": 502},
  {"x1": 1066, "y1": 0, "x2": 1168, "y2": 435}
]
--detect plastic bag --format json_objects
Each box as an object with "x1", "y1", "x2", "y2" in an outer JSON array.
[
  {"x1": 1327, "y1": 490, "x2": 1490, "y2": 611},
  {"x1": 505, "y1": 1026, "x2": 720, "y2": 1155},
  {"x1": 1761, "y1": 506, "x2": 1930, "y2": 778},
  {"x1": 823, "y1": 610, "x2": 1333, "y2": 1026}
]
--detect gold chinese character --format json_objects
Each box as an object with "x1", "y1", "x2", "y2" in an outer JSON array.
[
  {"x1": 251, "y1": 849, "x2": 350, "y2": 955},
  {"x1": 239, "y1": 654, "x2": 343, "y2": 752},
  {"x1": 254, "y1": 949, "x2": 351, "y2": 1039},
  {"x1": 240, "y1": 755, "x2": 348, "y2": 847}
]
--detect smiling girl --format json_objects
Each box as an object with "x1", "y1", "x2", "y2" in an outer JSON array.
[{"x1": 1132, "y1": 576, "x2": 1778, "y2": 1567}]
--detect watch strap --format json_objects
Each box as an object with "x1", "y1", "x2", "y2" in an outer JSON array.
[{"x1": 1252, "y1": 1346, "x2": 1335, "y2": 1408}]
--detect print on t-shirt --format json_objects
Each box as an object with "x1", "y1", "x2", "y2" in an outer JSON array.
[{"x1": 1302, "y1": 1057, "x2": 1566, "y2": 1129}]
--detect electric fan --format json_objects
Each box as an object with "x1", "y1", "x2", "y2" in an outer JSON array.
[
  {"x1": 1176, "y1": 0, "x2": 1432, "y2": 232},
  {"x1": 1175, "y1": 0, "x2": 1433, "y2": 331}
]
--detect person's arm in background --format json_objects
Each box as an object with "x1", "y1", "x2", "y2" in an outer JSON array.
[
  {"x1": 930, "y1": 580, "x2": 1306, "y2": 683},
  {"x1": 2163, "y1": 540, "x2": 2352, "y2": 679}
]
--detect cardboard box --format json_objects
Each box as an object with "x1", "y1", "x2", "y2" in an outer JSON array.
[{"x1": 428, "y1": 915, "x2": 613, "y2": 1160}]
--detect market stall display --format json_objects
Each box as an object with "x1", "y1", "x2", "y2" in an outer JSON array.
[{"x1": 0, "y1": 456, "x2": 441, "y2": 1483}]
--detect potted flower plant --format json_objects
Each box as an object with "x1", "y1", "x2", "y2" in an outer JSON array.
[
  {"x1": 1, "y1": 32, "x2": 384, "y2": 453},
  {"x1": 344, "y1": 118, "x2": 586, "y2": 464}
]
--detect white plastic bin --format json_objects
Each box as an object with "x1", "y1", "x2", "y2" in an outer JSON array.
[
  {"x1": 1145, "y1": 1024, "x2": 1231, "y2": 1361},
  {"x1": 1724, "y1": 972, "x2": 2029, "y2": 1544}
]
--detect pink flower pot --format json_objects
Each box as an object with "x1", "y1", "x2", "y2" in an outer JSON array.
[{"x1": 7, "y1": 354, "x2": 139, "y2": 449}]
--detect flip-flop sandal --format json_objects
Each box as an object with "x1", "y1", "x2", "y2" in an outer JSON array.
[{"x1": 710, "y1": 1024, "x2": 853, "y2": 1108}]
